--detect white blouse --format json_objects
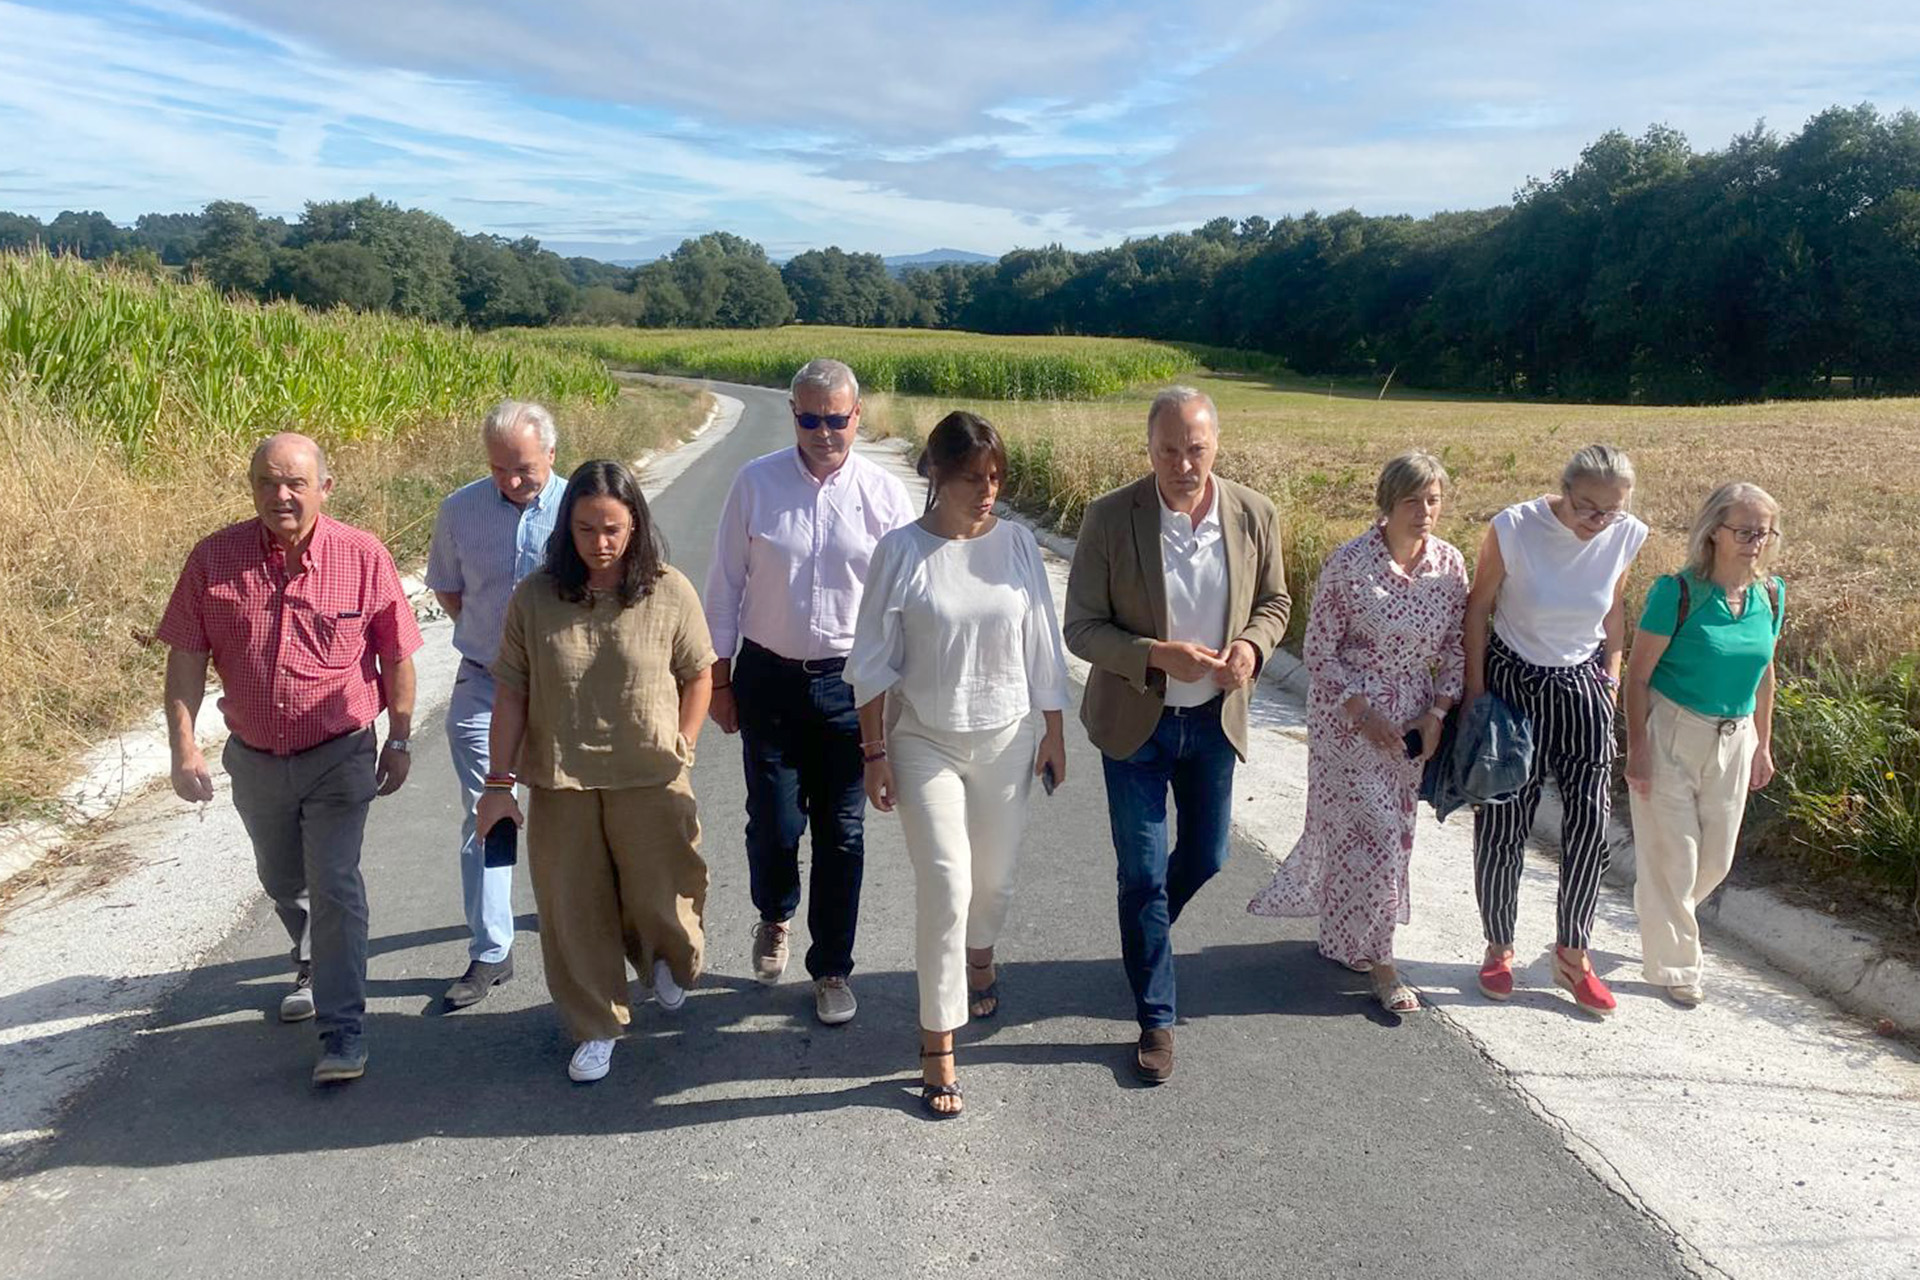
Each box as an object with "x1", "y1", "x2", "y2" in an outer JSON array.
[
  {"x1": 845, "y1": 518, "x2": 1071, "y2": 733},
  {"x1": 1491, "y1": 496, "x2": 1648, "y2": 667}
]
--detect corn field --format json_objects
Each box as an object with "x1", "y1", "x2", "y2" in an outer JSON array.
[
  {"x1": 506, "y1": 325, "x2": 1201, "y2": 400},
  {"x1": 0, "y1": 251, "x2": 616, "y2": 458}
]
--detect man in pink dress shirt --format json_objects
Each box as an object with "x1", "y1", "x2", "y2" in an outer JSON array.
[
  {"x1": 704, "y1": 359, "x2": 916, "y2": 1026},
  {"x1": 159, "y1": 433, "x2": 422, "y2": 1085}
]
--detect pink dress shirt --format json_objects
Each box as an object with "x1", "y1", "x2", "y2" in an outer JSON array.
[{"x1": 703, "y1": 447, "x2": 917, "y2": 662}]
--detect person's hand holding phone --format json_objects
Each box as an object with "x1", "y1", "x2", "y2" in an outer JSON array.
[{"x1": 475, "y1": 788, "x2": 523, "y2": 840}]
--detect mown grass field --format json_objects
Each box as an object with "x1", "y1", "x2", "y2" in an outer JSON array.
[
  {"x1": 506, "y1": 324, "x2": 1201, "y2": 399},
  {"x1": 0, "y1": 254, "x2": 707, "y2": 821},
  {"x1": 861, "y1": 372, "x2": 1920, "y2": 916}
]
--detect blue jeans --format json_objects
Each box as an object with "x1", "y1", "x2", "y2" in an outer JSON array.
[
  {"x1": 1101, "y1": 700, "x2": 1238, "y2": 1030},
  {"x1": 735, "y1": 642, "x2": 867, "y2": 979},
  {"x1": 447, "y1": 661, "x2": 516, "y2": 964}
]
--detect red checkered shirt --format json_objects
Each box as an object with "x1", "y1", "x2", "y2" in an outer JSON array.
[{"x1": 157, "y1": 515, "x2": 424, "y2": 755}]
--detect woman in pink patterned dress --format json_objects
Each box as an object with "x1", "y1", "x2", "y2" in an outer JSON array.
[{"x1": 1248, "y1": 453, "x2": 1467, "y2": 1013}]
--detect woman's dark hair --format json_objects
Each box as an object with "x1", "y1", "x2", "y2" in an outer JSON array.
[
  {"x1": 915, "y1": 411, "x2": 1008, "y2": 514},
  {"x1": 545, "y1": 459, "x2": 668, "y2": 606}
]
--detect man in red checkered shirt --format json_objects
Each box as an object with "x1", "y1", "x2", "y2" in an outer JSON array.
[{"x1": 158, "y1": 433, "x2": 422, "y2": 1085}]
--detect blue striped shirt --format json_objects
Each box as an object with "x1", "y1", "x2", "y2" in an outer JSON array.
[{"x1": 426, "y1": 471, "x2": 567, "y2": 665}]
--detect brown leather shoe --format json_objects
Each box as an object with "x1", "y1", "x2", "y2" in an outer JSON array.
[{"x1": 1135, "y1": 1028, "x2": 1174, "y2": 1084}]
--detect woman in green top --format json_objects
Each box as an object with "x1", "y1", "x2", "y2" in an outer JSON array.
[{"x1": 1623, "y1": 482, "x2": 1784, "y2": 1006}]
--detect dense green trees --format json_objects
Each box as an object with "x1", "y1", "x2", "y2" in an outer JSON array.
[{"x1": 11, "y1": 105, "x2": 1920, "y2": 399}]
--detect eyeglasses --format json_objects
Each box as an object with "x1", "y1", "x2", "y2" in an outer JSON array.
[
  {"x1": 793, "y1": 411, "x2": 855, "y2": 431},
  {"x1": 1566, "y1": 496, "x2": 1628, "y2": 525},
  {"x1": 1720, "y1": 525, "x2": 1778, "y2": 546}
]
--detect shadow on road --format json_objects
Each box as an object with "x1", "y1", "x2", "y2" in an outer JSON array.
[{"x1": 5, "y1": 928, "x2": 1383, "y2": 1176}]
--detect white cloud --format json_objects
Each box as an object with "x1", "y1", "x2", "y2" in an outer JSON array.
[{"x1": 2, "y1": 0, "x2": 1917, "y2": 254}]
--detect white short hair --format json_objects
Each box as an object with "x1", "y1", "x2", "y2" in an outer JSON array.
[
  {"x1": 482, "y1": 400, "x2": 557, "y2": 451},
  {"x1": 790, "y1": 357, "x2": 859, "y2": 402},
  {"x1": 1147, "y1": 385, "x2": 1217, "y2": 438}
]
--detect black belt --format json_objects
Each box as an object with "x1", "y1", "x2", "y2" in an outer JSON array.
[
  {"x1": 1163, "y1": 696, "x2": 1223, "y2": 718},
  {"x1": 741, "y1": 637, "x2": 846, "y2": 675},
  {"x1": 234, "y1": 724, "x2": 371, "y2": 758}
]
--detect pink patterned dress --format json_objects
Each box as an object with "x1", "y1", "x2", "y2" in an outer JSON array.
[{"x1": 1248, "y1": 528, "x2": 1467, "y2": 966}]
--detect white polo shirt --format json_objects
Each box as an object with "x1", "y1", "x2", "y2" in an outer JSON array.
[{"x1": 1159, "y1": 479, "x2": 1229, "y2": 708}]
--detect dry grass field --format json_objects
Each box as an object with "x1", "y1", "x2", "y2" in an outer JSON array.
[
  {"x1": 0, "y1": 379, "x2": 707, "y2": 822},
  {"x1": 865, "y1": 372, "x2": 1919, "y2": 674}
]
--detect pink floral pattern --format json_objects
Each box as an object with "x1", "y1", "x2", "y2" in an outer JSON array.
[{"x1": 1248, "y1": 528, "x2": 1468, "y2": 967}]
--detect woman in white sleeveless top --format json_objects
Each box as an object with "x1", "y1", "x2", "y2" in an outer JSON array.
[{"x1": 1462, "y1": 446, "x2": 1647, "y2": 1018}]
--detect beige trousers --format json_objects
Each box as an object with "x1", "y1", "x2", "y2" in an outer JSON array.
[
  {"x1": 1629, "y1": 693, "x2": 1758, "y2": 987},
  {"x1": 891, "y1": 707, "x2": 1038, "y2": 1033},
  {"x1": 527, "y1": 776, "x2": 707, "y2": 1041}
]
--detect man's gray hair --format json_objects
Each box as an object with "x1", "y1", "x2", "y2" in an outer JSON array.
[
  {"x1": 790, "y1": 357, "x2": 860, "y2": 402},
  {"x1": 1147, "y1": 385, "x2": 1218, "y2": 438},
  {"x1": 482, "y1": 400, "x2": 557, "y2": 451}
]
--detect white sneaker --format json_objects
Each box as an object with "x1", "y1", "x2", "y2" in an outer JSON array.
[
  {"x1": 814, "y1": 976, "x2": 857, "y2": 1025},
  {"x1": 568, "y1": 1038, "x2": 615, "y2": 1082},
  {"x1": 653, "y1": 958, "x2": 687, "y2": 1012}
]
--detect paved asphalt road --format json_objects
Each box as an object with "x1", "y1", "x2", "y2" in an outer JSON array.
[{"x1": 0, "y1": 383, "x2": 1694, "y2": 1279}]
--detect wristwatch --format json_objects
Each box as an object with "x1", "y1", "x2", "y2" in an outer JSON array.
[{"x1": 384, "y1": 737, "x2": 411, "y2": 754}]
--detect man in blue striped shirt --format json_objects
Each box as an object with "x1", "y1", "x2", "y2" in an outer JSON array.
[{"x1": 425, "y1": 401, "x2": 565, "y2": 1007}]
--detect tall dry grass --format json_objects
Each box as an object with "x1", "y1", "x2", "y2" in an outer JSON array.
[
  {"x1": 0, "y1": 373, "x2": 706, "y2": 823},
  {"x1": 865, "y1": 373, "x2": 1920, "y2": 911},
  {"x1": 865, "y1": 376, "x2": 1920, "y2": 670}
]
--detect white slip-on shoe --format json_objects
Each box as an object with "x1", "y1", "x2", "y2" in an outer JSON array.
[
  {"x1": 653, "y1": 958, "x2": 687, "y2": 1012},
  {"x1": 568, "y1": 1038, "x2": 615, "y2": 1082}
]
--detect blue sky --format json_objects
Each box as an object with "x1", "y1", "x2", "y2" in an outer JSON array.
[{"x1": 1, "y1": 0, "x2": 1917, "y2": 260}]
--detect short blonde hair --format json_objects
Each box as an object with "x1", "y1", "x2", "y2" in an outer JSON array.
[
  {"x1": 1375, "y1": 451, "x2": 1448, "y2": 516},
  {"x1": 1684, "y1": 481, "x2": 1782, "y2": 581}
]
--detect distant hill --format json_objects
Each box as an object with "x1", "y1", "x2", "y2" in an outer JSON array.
[{"x1": 884, "y1": 248, "x2": 997, "y2": 276}]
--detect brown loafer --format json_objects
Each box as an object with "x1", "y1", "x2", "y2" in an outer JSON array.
[{"x1": 1135, "y1": 1028, "x2": 1174, "y2": 1084}]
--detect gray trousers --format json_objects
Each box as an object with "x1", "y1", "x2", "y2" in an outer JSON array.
[{"x1": 223, "y1": 728, "x2": 378, "y2": 1037}]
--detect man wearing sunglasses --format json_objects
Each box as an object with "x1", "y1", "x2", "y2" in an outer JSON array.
[{"x1": 703, "y1": 358, "x2": 916, "y2": 1026}]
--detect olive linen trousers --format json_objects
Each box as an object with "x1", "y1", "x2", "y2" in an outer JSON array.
[{"x1": 527, "y1": 775, "x2": 708, "y2": 1042}]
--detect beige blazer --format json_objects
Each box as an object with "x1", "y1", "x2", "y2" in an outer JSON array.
[{"x1": 1063, "y1": 475, "x2": 1291, "y2": 760}]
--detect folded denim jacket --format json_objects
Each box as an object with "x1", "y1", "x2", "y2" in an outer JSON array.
[{"x1": 1419, "y1": 692, "x2": 1534, "y2": 823}]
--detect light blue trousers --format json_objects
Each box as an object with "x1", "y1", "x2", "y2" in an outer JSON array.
[{"x1": 447, "y1": 661, "x2": 515, "y2": 963}]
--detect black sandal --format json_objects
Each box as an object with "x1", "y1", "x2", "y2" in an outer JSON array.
[
  {"x1": 919, "y1": 1048, "x2": 963, "y2": 1119},
  {"x1": 966, "y1": 960, "x2": 1000, "y2": 1020}
]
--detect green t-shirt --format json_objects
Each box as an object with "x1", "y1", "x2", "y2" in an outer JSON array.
[{"x1": 1638, "y1": 573, "x2": 1784, "y2": 718}]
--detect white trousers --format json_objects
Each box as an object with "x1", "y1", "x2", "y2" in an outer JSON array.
[
  {"x1": 891, "y1": 706, "x2": 1038, "y2": 1033},
  {"x1": 1629, "y1": 692, "x2": 1759, "y2": 987}
]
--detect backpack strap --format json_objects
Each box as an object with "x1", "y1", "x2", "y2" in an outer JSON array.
[
  {"x1": 1671, "y1": 573, "x2": 1691, "y2": 633},
  {"x1": 1764, "y1": 576, "x2": 1782, "y2": 634}
]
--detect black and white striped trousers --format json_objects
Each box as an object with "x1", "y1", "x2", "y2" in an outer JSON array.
[{"x1": 1472, "y1": 632, "x2": 1616, "y2": 949}]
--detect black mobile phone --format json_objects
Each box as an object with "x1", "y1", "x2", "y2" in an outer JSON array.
[
  {"x1": 483, "y1": 816, "x2": 519, "y2": 868},
  {"x1": 1403, "y1": 729, "x2": 1424, "y2": 760},
  {"x1": 1041, "y1": 762, "x2": 1058, "y2": 796}
]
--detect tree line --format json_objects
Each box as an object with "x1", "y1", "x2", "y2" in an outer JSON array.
[{"x1": 7, "y1": 105, "x2": 1919, "y2": 401}]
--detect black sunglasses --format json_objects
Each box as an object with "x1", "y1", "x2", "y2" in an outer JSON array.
[{"x1": 793, "y1": 410, "x2": 855, "y2": 431}]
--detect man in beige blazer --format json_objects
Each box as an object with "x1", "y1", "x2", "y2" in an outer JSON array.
[{"x1": 1063, "y1": 386, "x2": 1290, "y2": 1084}]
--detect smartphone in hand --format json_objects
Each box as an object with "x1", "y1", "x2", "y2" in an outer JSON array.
[
  {"x1": 1041, "y1": 762, "x2": 1058, "y2": 796},
  {"x1": 483, "y1": 815, "x2": 518, "y2": 868},
  {"x1": 1403, "y1": 729, "x2": 1424, "y2": 761}
]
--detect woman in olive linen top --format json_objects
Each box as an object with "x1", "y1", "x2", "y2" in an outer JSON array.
[
  {"x1": 1623, "y1": 482, "x2": 1784, "y2": 1008},
  {"x1": 477, "y1": 460, "x2": 716, "y2": 1083}
]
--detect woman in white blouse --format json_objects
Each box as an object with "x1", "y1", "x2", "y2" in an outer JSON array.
[{"x1": 846, "y1": 411, "x2": 1070, "y2": 1119}]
